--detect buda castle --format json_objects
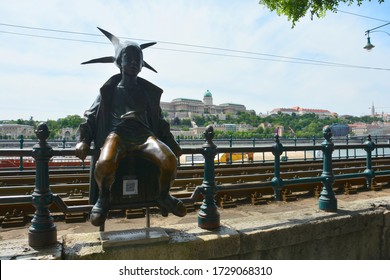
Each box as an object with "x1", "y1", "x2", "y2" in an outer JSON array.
[{"x1": 160, "y1": 90, "x2": 251, "y2": 119}]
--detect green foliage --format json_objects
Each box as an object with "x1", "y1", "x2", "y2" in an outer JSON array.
[
  {"x1": 258, "y1": 0, "x2": 384, "y2": 27},
  {"x1": 2, "y1": 115, "x2": 85, "y2": 139},
  {"x1": 4, "y1": 112, "x2": 384, "y2": 140},
  {"x1": 47, "y1": 115, "x2": 84, "y2": 139},
  {"x1": 176, "y1": 111, "x2": 383, "y2": 139}
]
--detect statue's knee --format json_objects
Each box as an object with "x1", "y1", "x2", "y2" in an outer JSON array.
[
  {"x1": 94, "y1": 158, "x2": 117, "y2": 185},
  {"x1": 161, "y1": 153, "x2": 177, "y2": 173}
]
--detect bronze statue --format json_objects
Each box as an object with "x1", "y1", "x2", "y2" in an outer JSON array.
[{"x1": 75, "y1": 27, "x2": 186, "y2": 227}]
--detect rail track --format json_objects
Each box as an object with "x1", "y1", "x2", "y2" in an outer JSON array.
[{"x1": 1, "y1": 156, "x2": 390, "y2": 228}]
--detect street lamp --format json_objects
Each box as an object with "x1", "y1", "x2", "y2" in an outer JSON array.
[{"x1": 364, "y1": 22, "x2": 390, "y2": 51}]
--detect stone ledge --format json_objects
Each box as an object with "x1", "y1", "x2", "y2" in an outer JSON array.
[
  {"x1": 62, "y1": 224, "x2": 240, "y2": 260},
  {"x1": 62, "y1": 197, "x2": 390, "y2": 260},
  {"x1": 0, "y1": 238, "x2": 62, "y2": 260},
  {"x1": 2, "y1": 196, "x2": 390, "y2": 260},
  {"x1": 224, "y1": 198, "x2": 388, "y2": 258}
]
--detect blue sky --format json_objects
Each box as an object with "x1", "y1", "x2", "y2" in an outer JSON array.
[{"x1": 0, "y1": 0, "x2": 389, "y2": 121}]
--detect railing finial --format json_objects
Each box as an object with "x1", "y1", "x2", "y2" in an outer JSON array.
[
  {"x1": 323, "y1": 125, "x2": 332, "y2": 141},
  {"x1": 35, "y1": 122, "x2": 50, "y2": 144},
  {"x1": 204, "y1": 125, "x2": 215, "y2": 146}
]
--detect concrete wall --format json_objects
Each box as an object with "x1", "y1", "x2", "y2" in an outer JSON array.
[
  {"x1": 60, "y1": 198, "x2": 390, "y2": 260},
  {"x1": 1, "y1": 197, "x2": 389, "y2": 260}
]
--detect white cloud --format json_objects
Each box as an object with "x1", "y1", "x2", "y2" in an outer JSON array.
[{"x1": 0, "y1": 0, "x2": 389, "y2": 121}]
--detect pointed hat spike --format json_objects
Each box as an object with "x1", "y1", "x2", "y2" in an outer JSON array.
[
  {"x1": 141, "y1": 42, "x2": 158, "y2": 72},
  {"x1": 81, "y1": 56, "x2": 115, "y2": 65},
  {"x1": 140, "y1": 42, "x2": 157, "y2": 49},
  {"x1": 81, "y1": 27, "x2": 158, "y2": 72},
  {"x1": 143, "y1": 61, "x2": 158, "y2": 73},
  {"x1": 97, "y1": 27, "x2": 120, "y2": 49}
]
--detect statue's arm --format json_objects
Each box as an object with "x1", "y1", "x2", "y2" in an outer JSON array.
[
  {"x1": 75, "y1": 95, "x2": 100, "y2": 160},
  {"x1": 156, "y1": 109, "x2": 182, "y2": 157}
]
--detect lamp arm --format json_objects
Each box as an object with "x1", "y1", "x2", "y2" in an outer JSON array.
[
  {"x1": 365, "y1": 22, "x2": 390, "y2": 35},
  {"x1": 370, "y1": 30, "x2": 390, "y2": 36}
]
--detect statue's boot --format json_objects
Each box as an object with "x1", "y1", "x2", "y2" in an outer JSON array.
[
  {"x1": 90, "y1": 187, "x2": 110, "y2": 226},
  {"x1": 160, "y1": 207, "x2": 169, "y2": 217},
  {"x1": 157, "y1": 194, "x2": 187, "y2": 217}
]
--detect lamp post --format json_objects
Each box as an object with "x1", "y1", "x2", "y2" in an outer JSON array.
[{"x1": 364, "y1": 22, "x2": 390, "y2": 51}]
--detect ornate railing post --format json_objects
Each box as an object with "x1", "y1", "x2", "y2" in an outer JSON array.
[
  {"x1": 318, "y1": 126, "x2": 337, "y2": 212},
  {"x1": 312, "y1": 135, "x2": 317, "y2": 160},
  {"x1": 29, "y1": 123, "x2": 57, "y2": 247},
  {"x1": 228, "y1": 135, "x2": 233, "y2": 164},
  {"x1": 364, "y1": 135, "x2": 375, "y2": 190},
  {"x1": 198, "y1": 126, "x2": 220, "y2": 230},
  {"x1": 374, "y1": 135, "x2": 378, "y2": 157},
  {"x1": 271, "y1": 134, "x2": 284, "y2": 201},
  {"x1": 19, "y1": 134, "x2": 24, "y2": 171}
]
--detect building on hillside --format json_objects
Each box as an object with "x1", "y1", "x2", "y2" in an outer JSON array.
[
  {"x1": 162, "y1": 98, "x2": 205, "y2": 119},
  {"x1": 329, "y1": 124, "x2": 349, "y2": 137},
  {"x1": 0, "y1": 124, "x2": 34, "y2": 139},
  {"x1": 160, "y1": 89, "x2": 249, "y2": 119},
  {"x1": 218, "y1": 103, "x2": 247, "y2": 115},
  {"x1": 270, "y1": 106, "x2": 335, "y2": 118},
  {"x1": 213, "y1": 123, "x2": 256, "y2": 133},
  {"x1": 369, "y1": 102, "x2": 390, "y2": 121},
  {"x1": 349, "y1": 123, "x2": 368, "y2": 136},
  {"x1": 348, "y1": 122, "x2": 390, "y2": 136},
  {"x1": 61, "y1": 128, "x2": 75, "y2": 140},
  {"x1": 269, "y1": 108, "x2": 297, "y2": 115}
]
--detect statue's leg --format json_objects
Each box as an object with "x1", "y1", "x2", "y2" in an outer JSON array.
[
  {"x1": 138, "y1": 136, "x2": 187, "y2": 217},
  {"x1": 91, "y1": 133, "x2": 124, "y2": 226}
]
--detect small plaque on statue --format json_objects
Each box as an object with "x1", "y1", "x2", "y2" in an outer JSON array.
[{"x1": 123, "y1": 176, "x2": 138, "y2": 196}]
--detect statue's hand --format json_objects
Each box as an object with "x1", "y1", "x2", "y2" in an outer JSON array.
[{"x1": 75, "y1": 142, "x2": 90, "y2": 161}]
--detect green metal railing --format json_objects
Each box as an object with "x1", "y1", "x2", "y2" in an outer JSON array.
[
  {"x1": 2, "y1": 134, "x2": 390, "y2": 169},
  {"x1": 1, "y1": 124, "x2": 390, "y2": 246}
]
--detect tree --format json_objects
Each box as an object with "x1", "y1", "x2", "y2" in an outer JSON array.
[
  {"x1": 57, "y1": 115, "x2": 84, "y2": 129},
  {"x1": 258, "y1": 0, "x2": 384, "y2": 27}
]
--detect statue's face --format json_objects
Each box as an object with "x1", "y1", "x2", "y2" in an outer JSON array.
[{"x1": 121, "y1": 46, "x2": 143, "y2": 77}]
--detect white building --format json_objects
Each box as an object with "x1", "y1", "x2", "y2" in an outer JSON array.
[
  {"x1": 0, "y1": 124, "x2": 35, "y2": 139},
  {"x1": 161, "y1": 90, "x2": 249, "y2": 119},
  {"x1": 270, "y1": 106, "x2": 334, "y2": 118}
]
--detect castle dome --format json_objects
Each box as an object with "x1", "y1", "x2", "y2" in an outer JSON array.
[{"x1": 204, "y1": 89, "x2": 212, "y2": 98}]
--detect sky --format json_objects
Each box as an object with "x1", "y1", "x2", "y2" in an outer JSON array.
[{"x1": 0, "y1": 0, "x2": 389, "y2": 121}]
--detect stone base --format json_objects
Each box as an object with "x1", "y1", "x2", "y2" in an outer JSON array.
[
  {"x1": 2, "y1": 195, "x2": 390, "y2": 260},
  {"x1": 28, "y1": 226, "x2": 57, "y2": 248},
  {"x1": 100, "y1": 228, "x2": 169, "y2": 249}
]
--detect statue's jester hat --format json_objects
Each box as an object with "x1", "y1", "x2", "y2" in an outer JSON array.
[{"x1": 81, "y1": 27, "x2": 157, "y2": 73}]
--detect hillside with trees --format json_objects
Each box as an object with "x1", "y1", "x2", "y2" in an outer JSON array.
[
  {"x1": 0, "y1": 115, "x2": 84, "y2": 139},
  {"x1": 1, "y1": 112, "x2": 383, "y2": 140},
  {"x1": 171, "y1": 112, "x2": 383, "y2": 139}
]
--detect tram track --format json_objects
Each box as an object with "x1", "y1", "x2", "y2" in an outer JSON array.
[{"x1": 1, "y1": 157, "x2": 390, "y2": 227}]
